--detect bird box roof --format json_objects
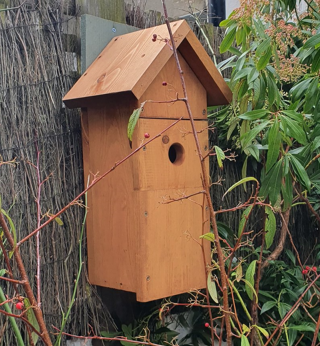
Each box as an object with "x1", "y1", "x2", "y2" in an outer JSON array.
[{"x1": 63, "y1": 20, "x2": 232, "y2": 108}]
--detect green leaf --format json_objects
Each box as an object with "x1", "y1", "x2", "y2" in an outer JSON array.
[
  {"x1": 248, "y1": 68, "x2": 259, "y2": 84},
  {"x1": 238, "y1": 205, "x2": 253, "y2": 237},
  {"x1": 241, "y1": 121, "x2": 270, "y2": 149},
  {"x1": 303, "y1": 33, "x2": 320, "y2": 49},
  {"x1": 278, "y1": 302, "x2": 291, "y2": 319},
  {"x1": 266, "y1": 121, "x2": 281, "y2": 173},
  {"x1": 227, "y1": 118, "x2": 239, "y2": 140},
  {"x1": 238, "y1": 109, "x2": 270, "y2": 121},
  {"x1": 207, "y1": 273, "x2": 218, "y2": 303},
  {"x1": 281, "y1": 173, "x2": 293, "y2": 212},
  {"x1": 265, "y1": 206, "x2": 276, "y2": 249},
  {"x1": 288, "y1": 324, "x2": 315, "y2": 332},
  {"x1": 280, "y1": 115, "x2": 307, "y2": 145},
  {"x1": 236, "y1": 27, "x2": 245, "y2": 46},
  {"x1": 234, "y1": 67, "x2": 252, "y2": 81},
  {"x1": 24, "y1": 298, "x2": 40, "y2": 346},
  {"x1": 256, "y1": 326, "x2": 269, "y2": 338},
  {"x1": 241, "y1": 157, "x2": 248, "y2": 192},
  {"x1": 242, "y1": 278, "x2": 258, "y2": 302},
  {"x1": 256, "y1": 38, "x2": 271, "y2": 56},
  {"x1": 214, "y1": 145, "x2": 225, "y2": 169},
  {"x1": 200, "y1": 233, "x2": 215, "y2": 242},
  {"x1": 290, "y1": 78, "x2": 312, "y2": 101},
  {"x1": 267, "y1": 74, "x2": 278, "y2": 106},
  {"x1": 289, "y1": 155, "x2": 311, "y2": 190},
  {"x1": 223, "y1": 177, "x2": 259, "y2": 199},
  {"x1": 220, "y1": 27, "x2": 236, "y2": 53},
  {"x1": 312, "y1": 50, "x2": 320, "y2": 73},
  {"x1": 1, "y1": 209, "x2": 16, "y2": 247},
  {"x1": 281, "y1": 110, "x2": 303, "y2": 122},
  {"x1": 257, "y1": 46, "x2": 272, "y2": 71},
  {"x1": 245, "y1": 260, "x2": 257, "y2": 300},
  {"x1": 260, "y1": 301, "x2": 277, "y2": 314},
  {"x1": 241, "y1": 334, "x2": 250, "y2": 346},
  {"x1": 127, "y1": 102, "x2": 145, "y2": 147}
]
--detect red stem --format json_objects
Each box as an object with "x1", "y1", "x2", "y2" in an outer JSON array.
[
  {"x1": 160, "y1": 1, "x2": 232, "y2": 344},
  {"x1": 17, "y1": 118, "x2": 183, "y2": 246}
]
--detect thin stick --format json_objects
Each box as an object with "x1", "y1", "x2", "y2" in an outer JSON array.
[
  {"x1": 160, "y1": 2, "x2": 232, "y2": 344},
  {"x1": 17, "y1": 117, "x2": 183, "y2": 246}
]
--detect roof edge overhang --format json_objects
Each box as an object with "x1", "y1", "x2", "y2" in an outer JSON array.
[{"x1": 63, "y1": 20, "x2": 232, "y2": 109}]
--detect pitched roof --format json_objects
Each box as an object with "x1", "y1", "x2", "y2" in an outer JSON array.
[{"x1": 63, "y1": 20, "x2": 232, "y2": 108}]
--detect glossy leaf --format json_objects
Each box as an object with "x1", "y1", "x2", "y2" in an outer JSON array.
[
  {"x1": 241, "y1": 121, "x2": 270, "y2": 149},
  {"x1": 207, "y1": 273, "x2": 218, "y2": 303},
  {"x1": 127, "y1": 102, "x2": 145, "y2": 147},
  {"x1": 241, "y1": 335, "x2": 250, "y2": 346},
  {"x1": 280, "y1": 115, "x2": 307, "y2": 145},
  {"x1": 256, "y1": 326, "x2": 269, "y2": 338},
  {"x1": 290, "y1": 155, "x2": 311, "y2": 191},
  {"x1": 265, "y1": 206, "x2": 276, "y2": 249},
  {"x1": 24, "y1": 298, "x2": 40, "y2": 345},
  {"x1": 238, "y1": 109, "x2": 270, "y2": 120},
  {"x1": 200, "y1": 232, "x2": 215, "y2": 242},
  {"x1": 312, "y1": 50, "x2": 320, "y2": 72},
  {"x1": 261, "y1": 301, "x2": 277, "y2": 314},
  {"x1": 214, "y1": 145, "x2": 225, "y2": 169},
  {"x1": 256, "y1": 38, "x2": 271, "y2": 56},
  {"x1": 303, "y1": 33, "x2": 320, "y2": 49},
  {"x1": 266, "y1": 120, "x2": 281, "y2": 173},
  {"x1": 223, "y1": 177, "x2": 259, "y2": 199},
  {"x1": 238, "y1": 205, "x2": 253, "y2": 237},
  {"x1": 245, "y1": 260, "x2": 257, "y2": 300},
  {"x1": 281, "y1": 173, "x2": 293, "y2": 212},
  {"x1": 257, "y1": 46, "x2": 272, "y2": 70},
  {"x1": 220, "y1": 27, "x2": 236, "y2": 53}
]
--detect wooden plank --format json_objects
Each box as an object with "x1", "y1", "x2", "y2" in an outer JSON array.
[
  {"x1": 179, "y1": 30, "x2": 233, "y2": 106},
  {"x1": 85, "y1": 97, "x2": 139, "y2": 293},
  {"x1": 139, "y1": 53, "x2": 207, "y2": 120},
  {"x1": 136, "y1": 187, "x2": 210, "y2": 302},
  {"x1": 133, "y1": 118, "x2": 209, "y2": 191},
  {"x1": 63, "y1": 20, "x2": 190, "y2": 107}
]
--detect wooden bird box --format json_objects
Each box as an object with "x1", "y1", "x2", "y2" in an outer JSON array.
[{"x1": 63, "y1": 20, "x2": 232, "y2": 302}]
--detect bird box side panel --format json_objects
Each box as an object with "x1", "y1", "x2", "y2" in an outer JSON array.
[
  {"x1": 135, "y1": 187, "x2": 211, "y2": 302},
  {"x1": 139, "y1": 53, "x2": 207, "y2": 120},
  {"x1": 85, "y1": 100, "x2": 140, "y2": 293}
]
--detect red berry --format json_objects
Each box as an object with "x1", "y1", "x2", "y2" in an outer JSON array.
[
  {"x1": 162, "y1": 81, "x2": 167, "y2": 86},
  {"x1": 153, "y1": 34, "x2": 157, "y2": 39},
  {"x1": 306, "y1": 266, "x2": 310, "y2": 271},
  {"x1": 205, "y1": 322, "x2": 210, "y2": 328},
  {"x1": 15, "y1": 302, "x2": 23, "y2": 310},
  {"x1": 302, "y1": 269, "x2": 308, "y2": 275},
  {"x1": 144, "y1": 133, "x2": 150, "y2": 139},
  {"x1": 152, "y1": 34, "x2": 157, "y2": 42},
  {"x1": 313, "y1": 266, "x2": 317, "y2": 272}
]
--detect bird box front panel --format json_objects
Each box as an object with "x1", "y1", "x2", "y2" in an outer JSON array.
[{"x1": 131, "y1": 118, "x2": 211, "y2": 301}]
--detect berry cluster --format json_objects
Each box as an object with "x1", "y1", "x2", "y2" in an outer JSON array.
[{"x1": 302, "y1": 266, "x2": 317, "y2": 275}]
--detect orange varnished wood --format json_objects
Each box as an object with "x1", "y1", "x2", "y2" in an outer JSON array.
[
  {"x1": 140, "y1": 53, "x2": 207, "y2": 120},
  {"x1": 179, "y1": 31, "x2": 232, "y2": 105},
  {"x1": 64, "y1": 20, "x2": 231, "y2": 301},
  {"x1": 63, "y1": 20, "x2": 232, "y2": 108},
  {"x1": 63, "y1": 20, "x2": 190, "y2": 108}
]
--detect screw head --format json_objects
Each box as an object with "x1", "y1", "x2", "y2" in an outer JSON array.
[
  {"x1": 146, "y1": 276, "x2": 150, "y2": 281},
  {"x1": 162, "y1": 135, "x2": 169, "y2": 144},
  {"x1": 143, "y1": 146, "x2": 147, "y2": 151}
]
